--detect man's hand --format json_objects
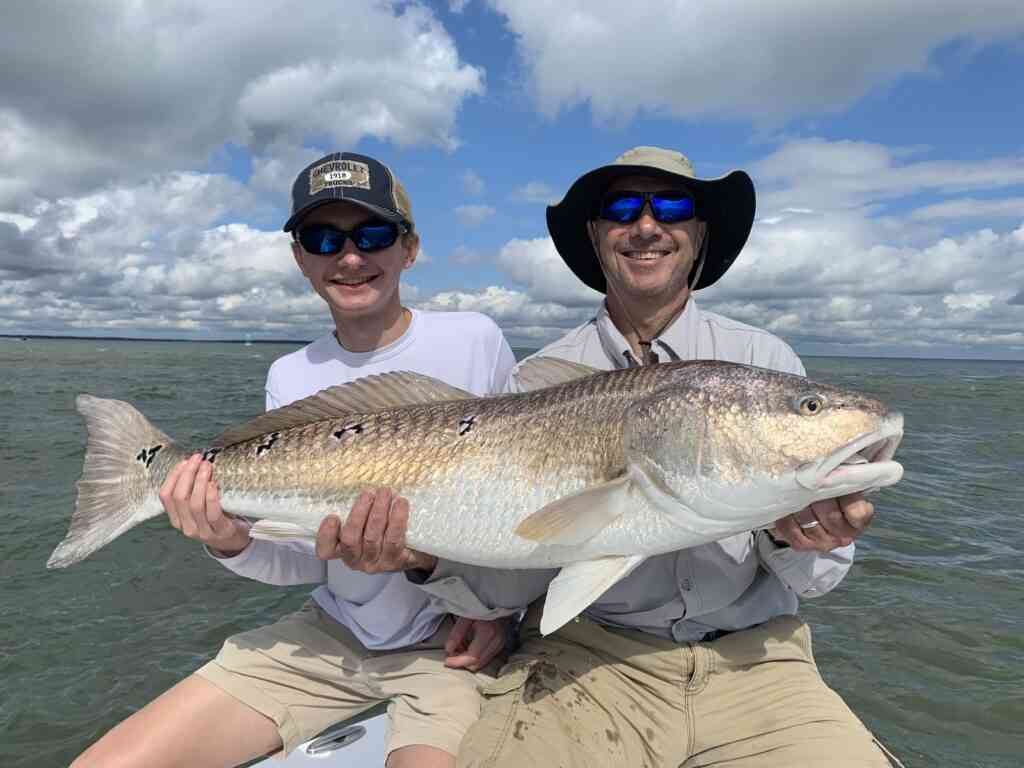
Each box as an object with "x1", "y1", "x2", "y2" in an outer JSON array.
[
  {"x1": 159, "y1": 454, "x2": 252, "y2": 557},
  {"x1": 769, "y1": 492, "x2": 874, "y2": 552},
  {"x1": 317, "y1": 488, "x2": 438, "y2": 573},
  {"x1": 445, "y1": 616, "x2": 510, "y2": 672}
]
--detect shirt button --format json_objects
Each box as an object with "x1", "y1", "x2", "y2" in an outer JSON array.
[{"x1": 680, "y1": 578, "x2": 693, "y2": 592}]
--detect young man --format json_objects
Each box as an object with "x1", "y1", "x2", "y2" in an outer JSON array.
[
  {"x1": 72, "y1": 152, "x2": 517, "y2": 768},
  {"x1": 343, "y1": 147, "x2": 901, "y2": 766}
]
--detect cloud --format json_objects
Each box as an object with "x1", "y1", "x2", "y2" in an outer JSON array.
[
  {"x1": 416, "y1": 285, "x2": 592, "y2": 343},
  {"x1": 754, "y1": 139, "x2": 1024, "y2": 211},
  {"x1": 511, "y1": 181, "x2": 560, "y2": 204},
  {"x1": 495, "y1": 237, "x2": 603, "y2": 305},
  {"x1": 455, "y1": 204, "x2": 497, "y2": 227},
  {"x1": 461, "y1": 170, "x2": 485, "y2": 196},
  {"x1": 488, "y1": 0, "x2": 1024, "y2": 123},
  {"x1": 449, "y1": 0, "x2": 472, "y2": 11},
  {"x1": 0, "y1": 1, "x2": 483, "y2": 209},
  {"x1": 911, "y1": 197, "x2": 1024, "y2": 221}
]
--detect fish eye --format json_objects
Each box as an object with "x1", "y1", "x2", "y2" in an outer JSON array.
[{"x1": 796, "y1": 395, "x2": 826, "y2": 416}]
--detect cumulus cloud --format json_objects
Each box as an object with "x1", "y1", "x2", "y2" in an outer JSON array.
[
  {"x1": 0, "y1": 1, "x2": 483, "y2": 209},
  {"x1": 455, "y1": 204, "x2": 497, "y2": 227},
  {"x1": 417, "y1": 285, "x2": 592, "y2": 343},
  {"x1": 488, "y1": 0, "x2": 1024, "y2": 123},
  {"x1": 470, "y1": 139, "x2": 1024, "y2": 353},
  {"x1": 0, "y1": 173, "x2": 319, "y2": 337}
]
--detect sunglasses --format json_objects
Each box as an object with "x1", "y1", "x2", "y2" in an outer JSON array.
[
  {"x1": 296, "y1": 221, "x2": 407, "y2": 255},
  {"x1": 597, "y1": 190, "x2": 696, "y2": 224}
]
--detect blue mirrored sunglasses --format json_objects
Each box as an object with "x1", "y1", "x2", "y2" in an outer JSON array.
[
  {"x1": 296, "y1": 221, "x2": 406, "y2": 255},
  {"x1": 598, "y1": 190, "x2": 696, "y2": 224}
]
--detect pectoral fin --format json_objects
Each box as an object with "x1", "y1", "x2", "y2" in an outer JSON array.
[
  {"x1": 540, "y1": 555, "x2": 646, "y2": 635},
  {"x1": 248, "y1": 520, "x2": 318, "y2": 542},
  {"x1": 514, "y1": 475, "x2": 630, "y2": 545}
]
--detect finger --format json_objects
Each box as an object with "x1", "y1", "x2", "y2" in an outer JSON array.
[
  {"x1": 204, "y1": 477, "x2": 231, "y2": 537},
  {"x1": 445, "y1": 616, "x2": 474, "y2": 656},
  {"x1": 159, "y1": 458, "x2": 190, "y2": 528},
  {"x1": 381, "y1": 497, "x2": 410, "y2": 567},
  {"x1": 772, "y1": 513, "x2": 816, "y2": 551},
  {"x1": 447, "y1": 624, "x2": 501, "y2": 671},
  {"x1": 340, "y1": 490, "x2": 374, "y2": 565},
  {"x1": 810, "y1": 499, "x2": 858, "y2": 542},
  {"x1": 361, "y1": 488, "x2": 392, "y2": 565},
  {"x1": 172, "y1": 455, "x2": 203, "y2": 537},
  {"x1": 477, "y1": 631, "x2": 507, "y2": 669},
  {"x1": 189, "y1": 462, "x2": 217, "y2": 541},
  {"x1": 793, "y1": 506, "x2": 845, "y2": 552},
  {"x1": 316, "y1": 515, "x2": 343, "y2": 560},
  {"x1": 840, "y1": 493, "x2": 875, "y2": 532}
]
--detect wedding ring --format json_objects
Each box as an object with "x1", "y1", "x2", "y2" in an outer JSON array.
[{"x1": 798, "y1": 519, "x2": 820, "y2": 530}]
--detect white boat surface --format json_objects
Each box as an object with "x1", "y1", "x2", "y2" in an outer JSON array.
[{"x1": 252, "y1": 706, "x2": 387, "y2": 767}]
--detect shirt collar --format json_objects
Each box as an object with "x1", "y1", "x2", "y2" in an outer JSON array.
[{"x1": 595, "y1": 298, "x2": 703, "y2": 369}]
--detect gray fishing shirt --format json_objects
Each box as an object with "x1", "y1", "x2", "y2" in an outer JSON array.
[{"x1": 410, "y1": 299, "x2": 855, "y2": 642}]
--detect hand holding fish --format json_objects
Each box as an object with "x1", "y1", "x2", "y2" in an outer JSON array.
[
  {"x1": 315, "y1": 487, "x2": 437, "y2": 573},
  {"x1": 768, "y1": 493, "x2": 875, "y2": 552},
  {"x1": 159, "y1": 454, "x2": 252, "y2": 557}
]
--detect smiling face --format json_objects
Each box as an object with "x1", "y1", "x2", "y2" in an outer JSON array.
[
  {"x1": 589, "y1": 175, "x2": 706, "y2": 311},
  {"x1": 291, "y1": 201, "x2": 417, "y2": 324}
]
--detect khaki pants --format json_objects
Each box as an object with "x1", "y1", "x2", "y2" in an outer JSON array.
[
  {"x1": 197, "y1": 601, "x2": 494, "y2": 757},
  {"x1": 458, "y1": 604, "x2": 898, "y2": 768}
]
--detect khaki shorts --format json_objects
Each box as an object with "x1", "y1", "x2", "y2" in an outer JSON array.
[
  {"x1": 458, "y1": 605, "x2": 901, "y2": 768},
  {"x1": 196, "y1": 601, "x2": 495, "y2": 757}
]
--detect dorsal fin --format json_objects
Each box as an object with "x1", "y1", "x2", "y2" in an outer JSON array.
[
  {"x1": 515, "y1": 358, "x2": 600, "y2": 392},
  {"x1": 211, "y1": 371, "x2": 476, "y2": 447}
]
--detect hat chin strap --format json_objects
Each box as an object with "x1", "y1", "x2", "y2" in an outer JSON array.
[{"x1": 687, "y1": 230, "x2": 709, "y2": 291}]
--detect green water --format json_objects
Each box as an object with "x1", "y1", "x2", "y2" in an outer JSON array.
[{"x1": 1, "y1": 338, "x2": 1021, "y2": 767}]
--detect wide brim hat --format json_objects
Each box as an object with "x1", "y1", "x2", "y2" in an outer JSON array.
[{"x1": 546, "y1": 146, "x2": 755, "y2": 292}]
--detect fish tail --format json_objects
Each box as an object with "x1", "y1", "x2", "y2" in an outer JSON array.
[{"x1": 47, "y1": 395, "x2": 183, "y2": 569}]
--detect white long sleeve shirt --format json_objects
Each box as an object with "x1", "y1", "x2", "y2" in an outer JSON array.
[
  {"x1": 209, "y1": 309, "x2": 518, "y2": 649},
  {"x1": 411, "y1": 300, "x2": 855, "y2": 642}
]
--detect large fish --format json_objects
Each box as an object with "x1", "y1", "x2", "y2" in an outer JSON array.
[{"x1": 49, "y1": 358, "x2": 904, "y2": 633}]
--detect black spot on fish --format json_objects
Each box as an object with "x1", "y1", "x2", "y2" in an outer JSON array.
[
  {"x1": 135, "y1": 445, "x2": 163, "y2": 468},
  {"x1": 332, "y1": 422, "x2": 364, "y2": 440},
  {"x1": 458, "y1": 415, "x2": 476, "y2": 436},
  {"x1": 202, "y1": 448, "x2": 222, "y2": 463},
  {"x1": 256, "y1": 432, "x2": 280, "y2": 457}
]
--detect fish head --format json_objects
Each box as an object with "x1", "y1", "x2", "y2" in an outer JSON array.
[{"x1": 626, "y1": 362, "x2": 904, "y2": 528}]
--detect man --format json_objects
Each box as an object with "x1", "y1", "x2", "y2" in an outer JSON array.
[
  {"x1": 72, "y1": 151, "x2": 517, "y2": 768},
  {"x1": 344, "y1": 147, "x2": 900, "y2": 766}
]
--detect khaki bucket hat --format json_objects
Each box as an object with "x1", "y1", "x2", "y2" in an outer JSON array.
[{"x1": 546, "y1": 146, "x2": 755, "y2": 292}]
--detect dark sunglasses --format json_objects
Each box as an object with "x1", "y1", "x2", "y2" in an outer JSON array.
[
  {"x1": 598, "y1": 190, "x2": 696, "y2": 224},
  {"x1": 296, "y1": 221, "x2": 407, "y2": 255}
]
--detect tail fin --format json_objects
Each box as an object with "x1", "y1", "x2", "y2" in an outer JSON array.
[{"x1": 47, "y1": 395, "x2": 182, "y2": 569}]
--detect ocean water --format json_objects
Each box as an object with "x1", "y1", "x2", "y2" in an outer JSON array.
[{"x1": 1, "y1": 338, "x2": 1021, "y2": 767}]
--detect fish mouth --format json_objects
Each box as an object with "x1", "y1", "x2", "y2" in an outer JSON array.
[{"x1": 796, "y1": 412, "x2": 905, "y2": 493}]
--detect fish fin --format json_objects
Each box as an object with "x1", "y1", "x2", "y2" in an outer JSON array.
[
  {"x1": 540, "y1": 555, "x2": 646, "y2": 635},
  {"x1": 515, "y1": 475, "x2": 630, "y2": 545},
  {"x1": 48, "y1": 395, "x2": 182, "y2": 569},
  {"x1": 212, "y1": 372, "x2": 476, "y2": 447},
  {"x1": 514, "y1": 357, "x2": 601, "y2": 392},
  {"x1": 248, "y1": 520, "x2": 318, "y2": 542}
]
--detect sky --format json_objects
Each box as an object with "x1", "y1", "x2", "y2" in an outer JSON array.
[{"x1": 2, "y1": 0, "x2": 1023, "y2": 359}]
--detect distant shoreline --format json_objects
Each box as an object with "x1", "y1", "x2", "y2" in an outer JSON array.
[{"x1": 3, "y1": 333, "x2": 1022, "y2": 363}]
